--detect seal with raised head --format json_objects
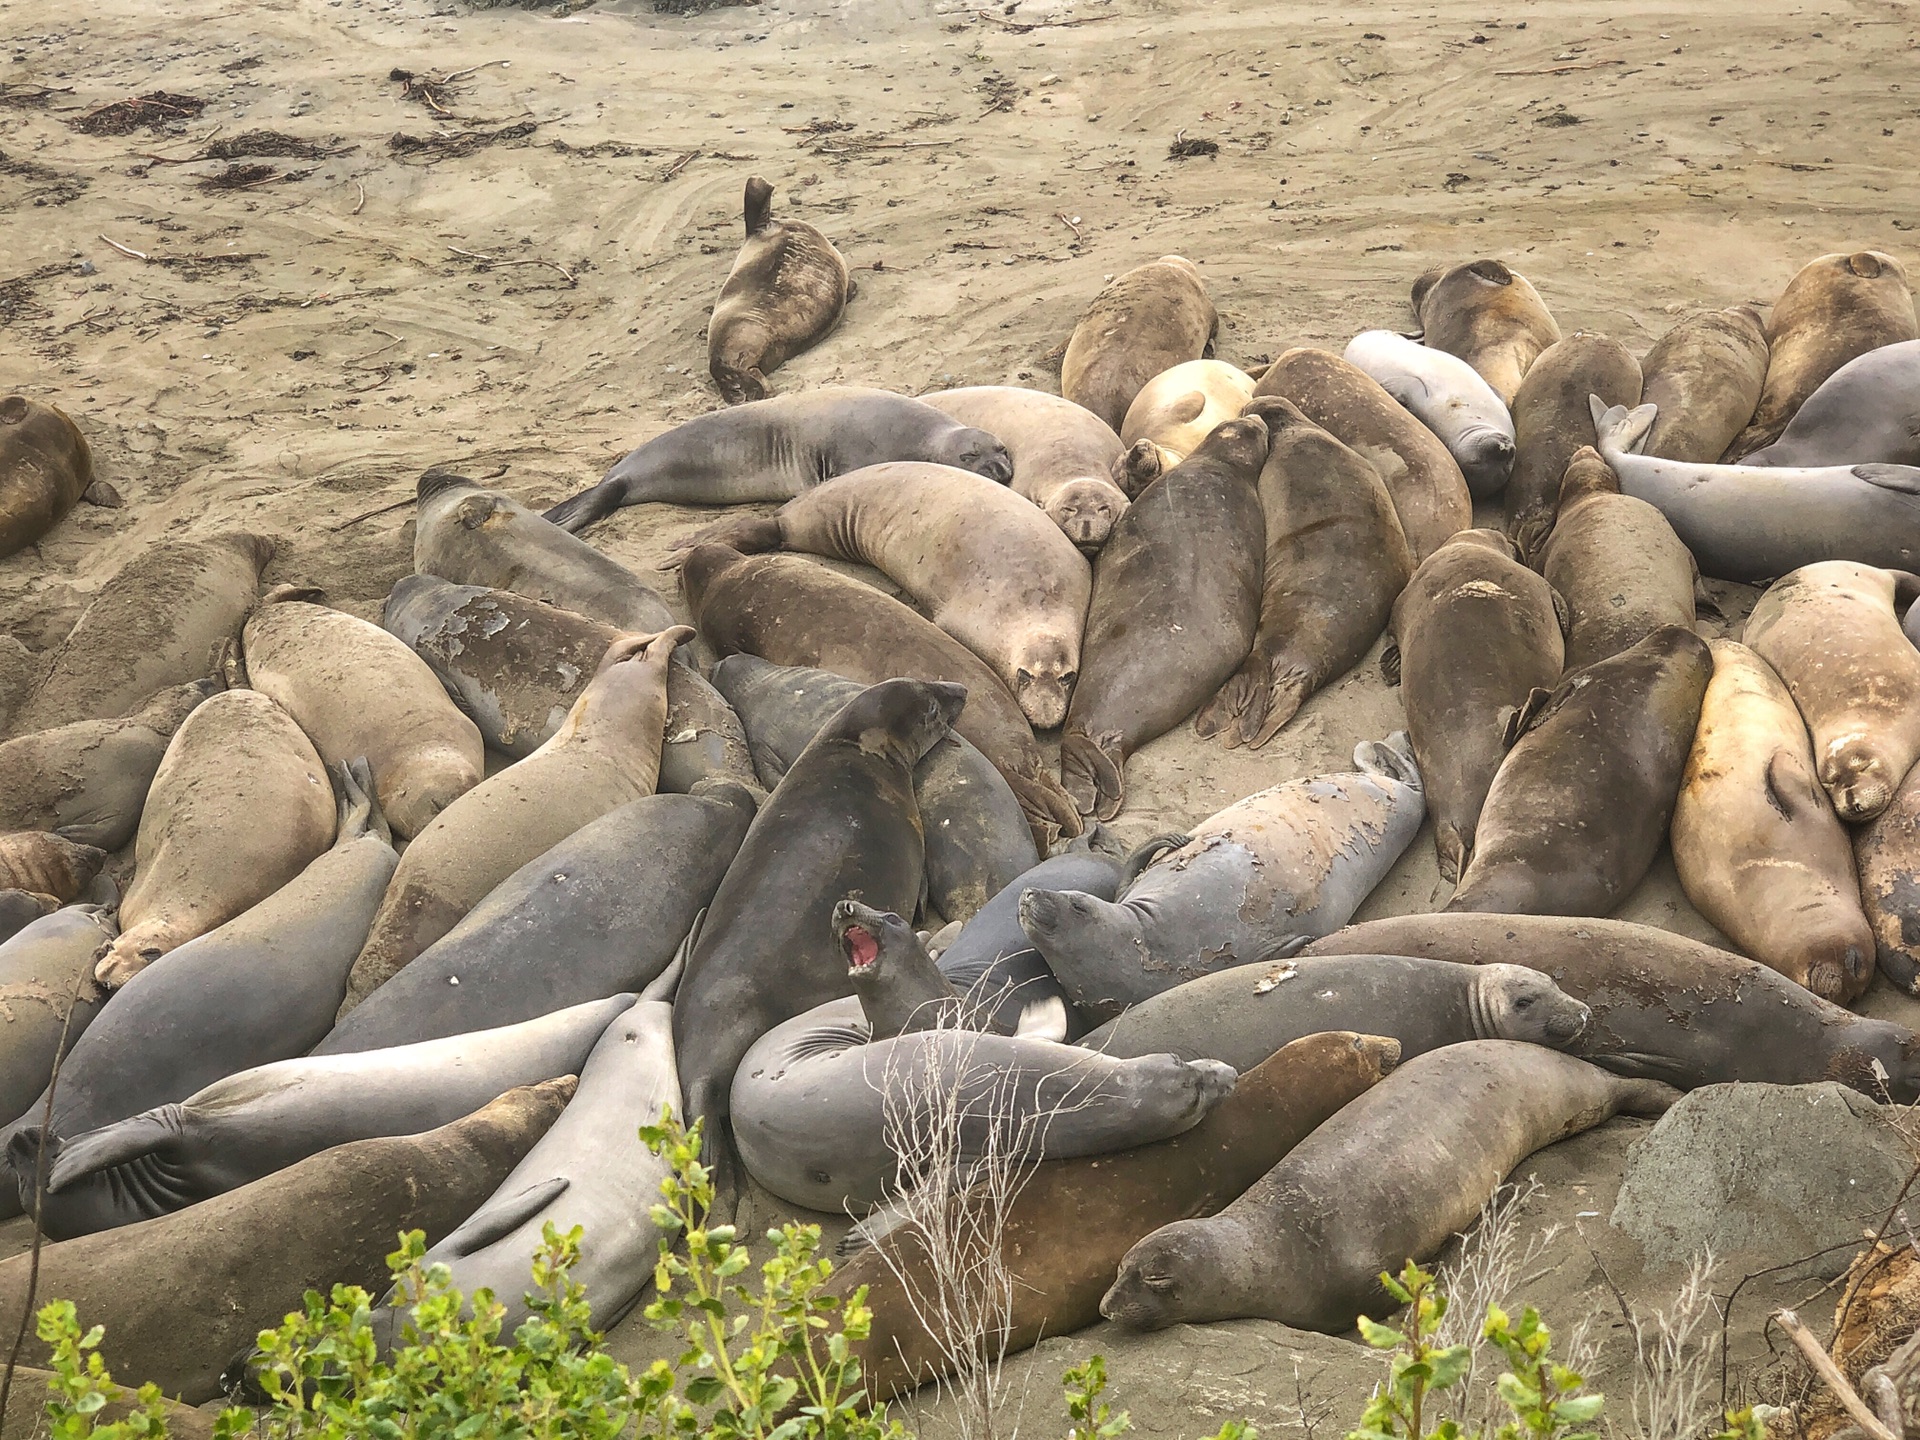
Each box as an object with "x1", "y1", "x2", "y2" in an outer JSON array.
[
  {"x1": 1447, "y1": 625, "x2": 1712, "y2": 916},
  {"x1": 0, "y1": 831, "x2": 104, "y2": 902},
  {"x1": 1061, "y1": 416, "x2": 1270, "y2": 817},
  {"x1": 541, "y1": 387, "x2": 1011, "y2": 533},
  {"x1": 1194, "y1": 398, "x2": 1411, "y2": 750},
  {"x1": 1743, "y1": 339, "x2": 1920, "y2": 468},
  {"x1": 1253, "y1": 346, "x2": 1471, "y2": 563},
  {"x1": 1024, "y1": 735, "x2": 1425, "y2": 1022},
  {"x1": 1857, "y1": 760, "x2": 1920, "y2": 995},
  {"x1": 0, "y1": 906, "x2": 116, "y2": 1131},
  {"x1": 1410, "y1": 259, "x2": 1562, "y2": 406},
  {"x1": 1726, "y1": 251, "x2": 1920, "y2": 459},
  {"x1": 1061, "y1": 256, "x2": 1218, "y2": 432},
  {"x1": 1119, "y1": 359, "x2": 1255, "y2": 466},
  {"x1": 1385, "y1": 529, "x2": 1565, "y2": 881},
  {"x1": 1342, "y1": 330, "x2": 1514, "y2": 497},
  {"x1": 708, "y1": 175, "x2": 854, "y2": 405},
  {"x1": 1537, "y1": 447, "x2": 1699, "y2": 671},
  {"x1": 0, "y1": 395, "x2": 104, "y2": 559},
  {"x1": 1502, "y1": 331, "x2": 1643, "y2": 560},
  {"x1": 1100, "y1": 1042, "x2": 1675, "y2": 1333},
  {"x1": 1639, "y1": 304, "x2": 1770, "y2": 463}
]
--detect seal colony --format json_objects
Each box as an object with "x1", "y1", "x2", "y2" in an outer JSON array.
[{"x1": 9, "y1": 219, "x2": 1920, "y2": 1405}]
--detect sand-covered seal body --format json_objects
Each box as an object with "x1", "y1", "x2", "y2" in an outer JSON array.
[
  {"x1": 1119, "y1": 359, "x2": 1254, "y2": 466},
  {"x1": 0, "y1": 906, "x2": 115, "y2": 1130},
  {"x1": 1411, "y1": 259, "x2": 1562, "y2": 406},
  {"x1": 1062, "y1": 256, "x2": 1217, "y2": 432},
  {"x1": 1502, "y1": 331, "x2": 1643, "y2": 561},
  {"x1": 709, "y1": 176, "x2": 854, "y2": 405},
  {"x1": 0, "y1": 396, "x2": 93, "y2": 558},
  {"x1": 1639, "y1": 305, "x2": 1769, "y2": 463},
  {"x1": 0, "y1": 831, "x2": 104, "y2": 901},
  {"x1": 1744, "y1": 339, "x2": 1920, "y2": 469},
  {"x1": 1342, "y1": 330, "x2": 1514, "y2": 498}
]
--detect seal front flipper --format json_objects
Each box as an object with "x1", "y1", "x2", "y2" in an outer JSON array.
[
  {"x1": 1060, "y1": 728, "x2": 1124, "y2": 822},
  {"x1": 434, "y1": 1175, "x2": 570, "y2": 1259},
  {"x1": 1853, "y1": 463, "x2": 1920, "y2": 494}
]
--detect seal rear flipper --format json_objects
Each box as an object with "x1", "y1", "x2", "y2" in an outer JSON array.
[
  {"x1": 1354, "y1": 730, "x2": 1420, "y2": 789},
  {"x1": 1059, "y1": 729, "x2": 1124, "y2": 823},
  {"x1": 436, "y1": 1176, "x2": 570, "y2": 1259},
  {"x1": 1852, "y1": 465, "x2": 1920, "y2": 495},
  {"x1": 673, "y1": 513, "x2": 782, "y2": 558},
  {"x1": 1611, "y1": 1077, "x2": 1683, "y2": 1118},
  {"x1": 44, "y1": 1108, "x2": 179, "y2": 1193},
  {"x1": 81, "y1": 479, "x2": 123, "y2": 508},
  {"x1": 1587, "y1": 396, "x2": 1657, "y2": 457},
  {"x1": 1123, "y1": 832, "x2": 1193, "y2": 881},
  {"x1": 542, "y1": 483, "x2": 616, "y2": 534},
  {"x1": 1010, "y1": 764, "x2": 1084, "y2": 846},
  {"x1": 1244, "y1": 665, "x2": 1314, "y2": 750},
  {"x1": 335, "y1": 756, "x2": 392, "y2": 848},
  {"x1": 1502, "y1": 685, "x2": 1558, "y2": 749},
  {"x1": 711, "y1": 363, "x2": 770, "y2": 408},
  {"x1": 1193, "y1": 661, "x2": 1264, "y2": 748},
  {"x1": 742, "y1": 175, "x2": 775, "y2": 237}
]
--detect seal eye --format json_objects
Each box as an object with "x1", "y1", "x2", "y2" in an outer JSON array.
[
  {"x1": 1514, "y1": 995, "x2": 1534, "y2": 1010},
  {"x1": 1144, "y1": 1274, "x2": 1176, "y2": 1292}
]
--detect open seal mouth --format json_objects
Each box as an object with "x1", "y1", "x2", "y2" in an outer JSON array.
[{"x1": 842, "y1": 924, "x2": 879, "y2": 973}]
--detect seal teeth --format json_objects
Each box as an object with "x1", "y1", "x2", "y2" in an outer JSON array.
[{"x1": 844, "y1": 925, "x2": 879, "y2": 972}]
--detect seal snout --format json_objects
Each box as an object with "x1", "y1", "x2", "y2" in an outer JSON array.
[{"x1": 1546, "y1": 1001, "x2": 1592, "y2": 1042}]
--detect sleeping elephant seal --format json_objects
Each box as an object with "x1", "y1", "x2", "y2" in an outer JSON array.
[
  {"x1": 1857, "y1": 762, "x2": 1920, "y2": 995},
  {"x1": 1503, "y1": 331, "x2": 1643, "y2": 561},
  {"x1": 542, "y1": 387, "x2": 1011, "y2": 533},
  {"x1": 710, "y1": 655, "x2": 1035, "y2": 925},
  {"x1": 7, "y1": 531, "x2": 273, "y2": 737},
  {"x1": 1100, "y1": 1042, "x2": 1675, "y2": 1333},
  {"x1": 1195, "y1": 398, "x2": 1410, "y2": 750},
  {"x1": 1726, "y1": 251, "x2": 1919, "y2": 460},
  {"x1": 686, "y1": 462, "x2": 1091, "y2": 729},
  {"x1": 0, "y1": 395, "x2": 99, "y2": 558},
  {"x1": 681, "y1": 545, "x2": 1081, "y2": 845},
  {"x1": 1537, "y1": 448, "x2": 1698, "y2": 671},
  {"x1": 0, "y1": 1079, "x2": 570, "y2": 1405},
  {"x1": 1024, "y1": 735, "x2": 1424, "y2": 1022},
  {"x1": 97, "y1": 689, "x2": 336, "y2": 988},
  {"x1": 0, "y1": 906, "x2": 116, "y2": 1134},
  {"x1": 1447, "y1": 625, "x2": 1712, "y2": 916},
  {"x1": 1674, "y1": 641, "x2": 1874, "y2": 1001},
  {"x1": 1303, "y1": 913, "x2": 1920, "y2": 1099},
  {"x1": 341, "y1": 628, "x2": 691, "y2": 1013},
  {"x1": 1639, "y1": 305, "x2": 1769, "y2": 463},
  {"x1": 1341, "y1": 330, "x2": 1514, "y2": 497},
  {"x1": 1410, "y1": 259, "x2": 1562, "y2": 406},
  {"x1": 0, "y1": 680, "x2": 214, "y2": 850},
  {"x1": 1061, "y1": 256, "x2": 1217, "y2": 432},
  {"x1": 1385, "y1": 529, "x2": 1565, "y2": 881},
  {"x1": 1119, "y1": 360, "x2": 1255, "y2": 465},
  {"x1": 1743, "y1": 339, "x2": 1920, "y2": 469},
  {"x1": 921, "y1": 385, "x2": 1132, "y2": 552},
  {"x1": 1254, "y1": 346, "x2": 1471, "y2": 563},
  {"x1": 1744, "y1": 562, "x2": 1920, "y2": 822},
  {"x1": 243, "y1": 589, "x2": 484, "y2": 839},
  {"x1": 0, "y1": 831, "x2": 104, "y2": 901},
  {"x1": 1061, "y1": 416, "x2": 1269, "y2": 817},
  {"x1": 708, "y1": 175, "x2": 854, "y2": 405}
]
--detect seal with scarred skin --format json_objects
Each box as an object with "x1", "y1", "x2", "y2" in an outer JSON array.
[
  {"x1": 1639, "y1": 305, "x2": 1769, "y2": 463},
  {"x1": 0, "y1": 831, "x2": 104, "y2": 902},
  {"x1": 0, "y1": 906, "x2": 115, "y2": 1132},
  {"x1": 1061, "y1": 256, "x2": 1218, "y2": 432},
  {"x1": 1342, "y1": 330, "x2": 1514, "y2": 498},
  {"x1": 708, "y1": 176, "x2": 854, "y2": 405},
  {"x1": 1119, "y1": 359, "x2": 1254, "y2": 467},
  {"x1": 542, "y1": 387, "x2": 1011, "y2": 533},
  {"x1": 1100, "y1": 1042, "x2": 1675, "y2": 1333},
  {"x1": 1744, "y1": 339, "x2": 1920, "y2": 469},
  {"x1": 0, "y1": 395, "x2": 102, "y2": 559},
  {"x1": 1503, "y1": 331, "x2": 1643, "y2": 561},
  {"x1": 1410, "y1": 259, "x2": 1562, "y2": 406}
]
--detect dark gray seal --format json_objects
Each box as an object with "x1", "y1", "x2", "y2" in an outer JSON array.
[
  {"x1": 1742, "y1": 339, "x2": 1920, "y2": 468},
  {"x1": 0, "y1": 891, "x2": 56, "y2": 946}
]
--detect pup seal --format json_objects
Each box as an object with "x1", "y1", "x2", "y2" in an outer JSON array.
[
  {"x1": 0, "y1": 907, "x2": 116, "y2": 1132},
  {"x1": 1119, "y1": 359, "x2": 1255, "y2": 466},
  {"x1": 0, "y1": 395, "x2": 104, "y2": 558},
  {"x1": 1503, "y1": 331, "x2": 1643, "y2": 561},
  {"x1": 1061, "y1": 256, "x2": 1218, "y2": 432},
  {"x1": 1448, "y1": 625, "x2": 1712, "y2": 916},
  {"x1": 1342, "y1": 330, "x2": 1514, "y2": 497},
  {"x1": 0, "y1": 831, "x2": 105, "y2": 901},
  {"x1": 708, "y1": 175, "x2": 854, "y2": 405},
  {"x1": 1386, "y1": 529, "x2": 1565, "y2": 880},
  {"x1": 1639, "y1": 305, "x2": 1770, "y2": 463},
  {"x1": 1100, "y1": 1042, "x2": 1675, "y2": 1333},
  {"x1": 542, "y1": 387, "x2": 1011, "y2": 533},
  {"x1": 1410, "y1": 259, "x2": 1562, "y2": 406},
  {"x1": 1743, "y1": 339, "x2": 1920, "y2": 468},
  {"x1": 1061, "y1": 416, "x2": 1270, "y2": 817},
  {"x1": 1672, "y1": 639, "x2": 1875, "y2": 1002}
]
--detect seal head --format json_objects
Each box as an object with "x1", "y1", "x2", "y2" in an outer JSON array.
[
  {"x1": 1044, "y1": 477, "x2": 1127, "y2": 553},
  {"x1": 1100, "y1": 1216, "x2": 1257, "y2": 1329},
  {"x1": 834, "y1": 898, "x2": 955, "y2": 1039},
  {"x1": 1473, "y1": 963, "x2": 1589, "y2": 1044},
  {"x1": 931, "y1": 426, "x2": 1014, "y2": 485}
]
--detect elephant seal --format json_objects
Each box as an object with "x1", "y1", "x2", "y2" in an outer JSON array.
[
  {"x1": 1252, "y1": 346, "x2": 1471, "y2": 563},
  {"x1": 0, "y1": 395, "x2": 98, "y2": 558},
  {"x1": 1119, "y1": 359, "x2": 1254, "y2": 465},
  {"x1": 1640, "y1": 305, "x2": 1770, "y2": 463},
  {"x1": 1024, "y1": 735, "x2": 1425, "y2": 1022},
  {"x1": 342, "y1": 628, "x2": 690, "y2": 1013},
  {"x1": 686, "y1": 462, "x2": 1091, "y2": 729},
  {"x1": 1672, "y1": 639, "x2": 1874, "y2": 1002},
  {"x1": 243, "y1": 589, "x2": 484, "y2": 839},
  {"x1": 7, "y1": 531, "x2": 273, "y2": 737},
  {"x1": 0, "y1": 680, "x2": 213, "y2": 849},
  {"x1": 1744, "y1": 561, "x2": 1920, "y2": 822},
  {"x1": 0, "y1": 906, "x2": 116, "y2": 1130},
  {"x1": 0, "y1": 1079, "x2": 570, "y2": 1405},
  {"x1": 1448, "y1": 625, "x2": 1712, "y2": 916},
  {"x1": 1857, "y1": 761, "x2": 1920, "y2": 995},
  {"x1": 1590, "y1": 397, "x2": 1920, "y2": 580},
  {"x1": 825, "y1": 1030, "x2": 1397, "y2": 1400},
  {"x1": 1061, "y1": 417, "x2": 1270, "y2": 817},
  {"x1": 317, "y1": 783, "x2": 753, "y2": 1053},
  {"x1": 1385, "y1": 529, "x2": 1565, "y2": 880},
  {"x1": 541, "y1": 387, "x2": 1011, "y2": 533},
  {"x1": 1304, "y1": 913, "x2": 1920, "y2": 1098},
  {"x1": 1100, "y1": 1042, "x2": 1675, "y2": 1333},
  {"x1": 0, "y1": 890, "x2": 56, "y2": 944},
  {"x1": 673, "y1": 678, "x2": 965, "y2": 1208},
  {"x1": 1503, "y1": 331, "x2": 1643, "y2": 561},
  {"x1": 381, "y1": 576, "x2": 755, "y2": 797},
  {"x1": 1537, "y1": 448, "x2": 1699, "y2": 671},
  {"x1": 97, "y1": 688, "x2": 336, "y2": 988},
  {"x1": 1744, "y1": 339, "x2": 1920, "y2": 469},
  {"x1": 1727, "y1": 251, "x2": 1920, "y2": 459},
  {"x1": 1411, "y1": 259, "x2": 1562, "y2": 406},
  {"x1": 921, "y1": 385, "x2": 1132, "y2": 552},
  {"x1": 708, "y1": 175, "x2": 854, "y2": 405},
  {"x1": 0, "y1": 831, "x2": 104, "y2": 901},
  {"x1": 710, "y1": 655, "x2": 1035, "y2": 925},
  {"x1": 1342, "y1": 330, "x2": 1515, "y2": 497},
  {"x1": 1195, "y1": 399, "x2": 1411, "y2": 749},
  {"x1": 681, "y1": 545, "x2": 1081, "y2": 845},
  {"x1": 1061, "y1": 256, "x2": 1217, "y2": 432},
  {"x1": 13, "y1": 995, "x2": 630, "y2": 1237}
]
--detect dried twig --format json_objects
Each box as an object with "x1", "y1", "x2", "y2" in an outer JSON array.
[
  {"x1": 1775, "y1": 1309, "x2": 1901, "y2": 1440},
  {"x1": 1054, "y1": 211, "x2": 1083, "y2": 243},
  {"x1": 661, "y1": 150, "x2": 698, "y2": 180},
  {"x1": 1494, "y1": 58, "x2": 1625, "y2": 75},
  {"x1": 99, "y1": 233, "x2": 150, "y2": 261},
  {"x1": 352, "y1": 180, "x2": 366, "y2": 214},
  {"x1": 330, "y1": 494, "x2": 416, "y2": 531},
  {"x1": 439, "y1": 60, "x2": 509, "y2": 84},
  {"x1": 446, "y1": 244, "x2": 576, "y2": 285},
  {"x1": 971, "y1": 9, "x2": 1115, "y2": 32}
]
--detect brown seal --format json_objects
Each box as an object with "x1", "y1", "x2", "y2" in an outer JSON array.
[
  {"x1": 0, "y1": 831, "x2": 106, "y2": 903},
  {"x1": 1503, "y1": 331, "x2": 1643, "y2": 561},
  {"x1": 1061, "y1": 256, "x2": 1217, "y2": 432},
  {"x1": 1385, "y1": 529, "x2": 1564, "y2": 881},
  {"x1": 1195, "y1": 399, "x2": 1411, "y2": 750},
  {"x1": 1673, "y1": 639, "x2": 1875, "y2": 1002},
  {"x1": 1639, "y1": 305, "x2": 1770, "y2": 462},
  {"x1": 0, "y1": 396, "x2": 99, "y2": 559},
  {"x1": 1857, "y1": 761, "x2": 1920, "y2": 996},
  {"x1": 1410, "y1": 258, "x2": 1562, "y2": 406},
  {"x1": 1536, "y1": 447, "x2": 1699, "y2": 671},
  {"x1": 1252, "y1": 346, "x2": 1471, "y2": 564},
  {"x1": 707, "y1": 176, "x2": 855, "y2": 405},
  {"x1": 1726, "y1": 251, "x2": 1920, "y2": 459}
]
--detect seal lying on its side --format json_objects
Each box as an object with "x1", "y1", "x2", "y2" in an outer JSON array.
[
  {"x1": 1502, "y1": 331, "x2": 1642, "y2": 562},
  {"x1": 708, "y1": 176, "x2": 854, "y2": 405},
  {"x1": 1061, "y1": 256, "x2": 1217, "y2": 433},
  {"x1": 1119, "y1": 360, "x2": 1255, "y2": 466},
  {"x1": 1743, "y1": 339, "x2": 1920, "y2": 469},
  {"x1": 1639, "y1": 305, "x2": 1769, "y2": 464},
  {"x1": 0, "y1": 906, "x2": 116, "y2": 1134},
  {"x1": 1410, "y1": 259, "x2": 1561, "y2": 406},
  {"x1": 0, "y1": 396, "x2": 107, "y2": 560},
  {"x1": 1342, "y1": 330, "x2": 1514, "y2": 497}
]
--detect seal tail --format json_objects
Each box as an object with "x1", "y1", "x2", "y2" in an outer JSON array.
[
  {"x1": 1587, "y1": 395, "x2": 1658, "y2": 457},
  {"x1": 1354, "y1": 730, "x2": 1422, "y2": 791},
  {"x1": 542, "y1": 482, "x2": 617, "y2": 534},
  {"x1": 43, "y1": 1107, "x2": 178, "y2": 1193},
  {"x1": 1059, "y1": 729, "x2": 1124, "y2": 824},
  {"x1": 1193, "y1": 658, "x2": 1267, "y2": 749},
  {"x1": 336, "y1": 756, "x2": 392, "y2": 848},
  {"x1": 1123, "y1": 832, "x2": 1192, "y2": 881}
]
